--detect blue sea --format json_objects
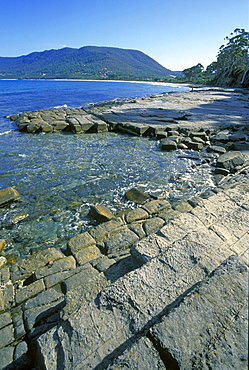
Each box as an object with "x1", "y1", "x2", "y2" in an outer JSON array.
[{"x1": 0, "y1": 80, "x2": 213, "y2": 260}]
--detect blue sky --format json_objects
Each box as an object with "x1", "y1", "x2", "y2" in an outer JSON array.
[{"x1": 0, "y1": 0, "x2": 248, "y2": 71}]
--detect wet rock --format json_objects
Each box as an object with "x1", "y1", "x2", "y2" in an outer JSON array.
[
  {"x1": 160, "y1": 139, "x2": 177, "y2": 151},
  {"x1": 211, "y1": 132, "x2": 230, "y2": 143},
  {"x1": 104, "y1": 227, "x2": 139, "y2": 256},
  {"x1": 125, "y1": 188, "x2": 150, "y2": 204},
  {"x1": 189, "y1": 131, "x2": 209, "y2": 141},
  {"x1": 0, "y1": 256, "x2": 7, "y2": 268},
  {"x1": 216, "y1": 151, "x2": 245, "y2": 171},
  {"x1": 186, "y1": 141, "x2": 204, "y2": 151},
  {"x1": 67, "y1": 231, "x2": 96, "y2": 255},
  {"x1": 0, "y1": 187, "x2": 20, "y2": 207},
  {"x1": 214, "y1": 167, "x2": 230, "y2": 176},
  {"x1": 125, "y1": 207, "x2": 149, "y2": 224},
  {"x1": 207, "y1": 145, "x2": 226, "y2": 154},
  {"x1": 89, "y1": 217, "x2": 124, "y2": 244},
  {"x1": 88, "y1": 205, "x2": 115, "y2": 223},
  {"x1": 156, "y1": 131, "x2": 167, "y2": 140},
  {"x1": 142, "y1": 199, "x2": 171, "y2": 215},
  {"x1": 0, "y1": 239, "x2": 6, "y2": 253}
]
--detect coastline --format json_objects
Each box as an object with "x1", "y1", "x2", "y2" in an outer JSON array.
[{"x1": 0, "y1": 86, "x2": 248, "y2": 369}]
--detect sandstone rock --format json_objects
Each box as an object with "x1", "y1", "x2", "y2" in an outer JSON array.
[
  {"x1": 217, "y1": 151, "x2": 245, "y2": 171},
  {"x1": 207, "y1": 145, "x2": 226, "y2": 154},
  {"x1": 67, "y1": 231, "x2": 96, "y2": 255},
  {"x1": 156, "y1": 131, "x2": 167, "y2": 140},
  {"x1": 142, "y1": 199, "x2": 171, "y2": 215},
  {"x1": 211, "y1": 132, "x2": 229, "y2": 143},
  {"x1": 190, "y1": 131, "x2": 209, "y2": 141},
  {"x1": 88, "y1": 204, "x2": 115, "y2": 222},
  {"x1": 186, "y1": 141, "x2": 204, "y2": 151},
  {"x1": 150, "y1": 256, "x2": 248, "y2": 370},
  {"x1": 125, "y1": 188, "x2": 150, "y2": 204},
  {"x1": 15, "y1": 279, "x2": 46, "y2": 305},
  {"x1": 0, "y1": 187, "x2": 20, "y2": 206},
  {"x1": 160, "y1": 139, "x2": 177, "y2": 151},
  {"x1": 73, "y1": 245, "x2": 101, "y2": 265},
  {"x1": 104, "y1": 227, "x2": 139, "y2": 256},
  {"x1": 89, "y1": 217, "x2": 124, "y2": 244},
  {"x1": 125, "y1": 207, "x2": 149, "y2": 223}
]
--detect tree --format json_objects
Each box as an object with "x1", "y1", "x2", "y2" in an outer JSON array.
[
  {"x1": 216, "y1": 28, "x2": 249, "y2": 84},
  {"x1": 183, "y1": 63, "x2": 204, "y2": 82}
]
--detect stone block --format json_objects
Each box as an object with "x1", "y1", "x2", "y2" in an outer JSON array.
[
  {"x1": 34, "y1": 256, "x2": 76, "y2": 280},
  {"x1": 88, "y1": 205, "x2": 114, "y2": 222},
  {"x1": 0, "y1": 324, "x2": 14, "y2": 348},
  {"x1": 23, "y1": 288, "x2": 65, "y2": 330},
  {"x1": 89, "y1": 217, "x2": 124, "y2": 243},
  {"x1": 10, "y1": 248, "x2": 65, "y2": 282},
  {"x1": 217, "y1": 151, "x2": 245, "y2": 170},
  {"x1": 125, "y1": 188, "x2": 150, "y2": 204},
  {"x1": 73, "y1": 245, "x2": 101, "y2": 265},
  {"x1": 15, "y1": 279, "x2": 45, "y2": 306},
  {"x1": 143, "y1": 217, "x2": 165, "y2": 236},
  {"x1": 142, "y1": 199, "x2": 171, "y2": 215},
  {"x1": 125, "y1": 207, "x2": 149, "y2": 223},
  {"x1": 12, "y1": 307, "x2": 25, "y2": 340},
  {"x1": 0, "y1": 187, "x2": 20, "y2": 206},
  {"x1": 67, "y1": 232, "x2": 96, "y2": 255},
  {"x1": 104, "y1": 227, "x2": 139, "y2": 256},
  {"x1": 160, "y1": 139, "x2": 177, "y2": 151},
  {"x1": 0, "y1": 345, "x2": 14, "y2": 369},
  {"x1": 62, "y1": 264, "x2": 101, "y2": 293}
]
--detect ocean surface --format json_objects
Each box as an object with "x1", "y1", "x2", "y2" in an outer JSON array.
[{"x1": 0, "y1": 80, "x2": 214, "y2": 260}]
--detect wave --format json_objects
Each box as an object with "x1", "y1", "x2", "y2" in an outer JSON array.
[{"x1": 0, "y1": 129, "x2": 16, "y2": 136}]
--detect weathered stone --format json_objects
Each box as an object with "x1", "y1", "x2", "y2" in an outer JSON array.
[
  {"x1": 173, "y1": 201, "x2": 193, "y2": 212},
  {"x1": 106, "y1": 336, "x2": 165, "y2": 369},
  {"x1": 67, "y1": 231, "x2": 96, "y2": 255},
  {"x1": 34, "y1": 256, "x2": 76, "y2": 280},
  {"x1": 73, "y1": 245, "x2": 101, "y2": 265},
  {"x1": 211, "y1": 132, "x2": 230, "y2": 143},
  {"x1": 229, "y1": 131, "x2": 247, "y2": 142},
  {"x1": 104, "y1": 227, "x2": 139, "y2": 256},
  {"x1": 0, "y1": 282, "x2": 14, "y2": 311},
  {"x1": 89, "y1": 217, "x2": 124, "y2": 244},
  {"x1": 156, "y1": 130, "x2": 167, "y2": 140},
  {"x1": 12, "y1": 307, "x2": 25, "y2": 340},
  {"x1": 15, "y1": 279, "x2": 45, "y2": 306},
  {"x1": 95, "y1": 258, "x2": 116, "y2": 272},
  {"x1": 10, "y1": 248, "x2": 65, "y2": 282},
  {"x1": 160, "y1": 139, "x2": 177, "y2": 151},
  {"x1": 207, "y1": 144, "x2": 226, "y2": 154},
  {"x1": 61, "y1": 263, "x2": 101, "y2": 293},
  {"x1": 14, "y1": 341, "x2": 28, "y2": 360},
  {"x1": 128, "y1": 221, "x2": 147, "y2": 239},
  {"x1": 186, "y1": 141, "x2": 204, "y2": 150},
  {"x1": 0, "y1": 187, "x2": 20, "y2": 206},
  {"x1": 142, "y1": 199, "x2": 171, "y2": 215},
  {"x1": 0, "y1": 239, "x2": 6, "y2": 253},
  {"x1": 0, "y1": 345, "x2": 14, "y2": 369},
  {"x1": 150, "y1": 256, "x2": 248, "y2": 370},
  {"x1": 23, "y1": 288, "x2": 65, "y2": 330},
  {"x1": 0, "y1": 256, "x2": 7, "y2": 268},
  {"x1": 217, "y1": 151, "x2": 245, "y2": 170},
  {"x1": 88, "y1": 204, "x2": 114, "y2": 222},
  {"x1": 143, "y1": 217, "x2": 165, "y2": 236},
  {"x1": 0, "y1": 312, "x2": 12, "y2": 330},
  {"x1": 125, "y1": 207, "x2": 149, "y2": 223},
  {"x1": 125, "y1": 188, "x2": 150, "y2": 204},
  {"x1": 190, "y1": 131, "x2": 209, "y2": 141},
  {"x1": 0, "y1": 324, "x2": 14, "y2": 348}
]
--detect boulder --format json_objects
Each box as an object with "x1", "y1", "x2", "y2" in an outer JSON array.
[
  {"x1": 88, "y1": 205, "x2": 115, "y2": 223},
  {"x1": 125, "y1": 188, "x2": 150, "y2": 204},
  {"x1": 216, "y1": 151, "x2": 245, "y2": 171},
  {"x1": 0, "y1": 187, "x2": 20, "y2": 206},
  {"x1": 160, "y1": 139, "x2": 177, "y2": 151},
  {"x1": 207, "y1": 145, "x2": 226, "y2": 154}
]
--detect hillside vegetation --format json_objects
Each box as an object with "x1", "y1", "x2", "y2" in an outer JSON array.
[
  {"x1": 179, "y1": 29, "x2": 249, "y2": 87},
  {"x1": 0, "y1": 46, "x2": 179, "y2": 80}
]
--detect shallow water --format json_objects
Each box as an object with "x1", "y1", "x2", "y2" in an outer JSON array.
[{"x1": 0, "y1": 80, "x2": 214, "y2": 260}]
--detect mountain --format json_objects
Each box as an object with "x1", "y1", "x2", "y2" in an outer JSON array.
[{"x1": 0, "y1": 46, "x2": 180, "y2": 80}]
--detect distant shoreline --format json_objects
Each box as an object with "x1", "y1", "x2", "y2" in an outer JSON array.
[{"x1": 0, "y1": 78, "x2": 189, "y2": 88}]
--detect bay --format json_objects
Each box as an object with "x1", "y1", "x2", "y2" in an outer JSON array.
[{"x1": 0, "y1": 80, "x2": 213, "y2": 260}]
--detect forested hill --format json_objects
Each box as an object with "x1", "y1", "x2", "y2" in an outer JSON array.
[{"x1": 0, "y1": 46, "x2": 179, "y2": 80}]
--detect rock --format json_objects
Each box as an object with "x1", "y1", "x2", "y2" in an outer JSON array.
[
  {"x1": 229, "y1": 132, "x2": 247, "y2": 142},
  {"x1": 143, "y1": 217, "x2": 165, "y2": 236},
  {"x1": 0, "y1": 239, "x2": 6, "y2": 253},
  {"x1": 160, "y1": 139, "x2": 177, "y2": 151},
  {"x1": 217, "y1": 151, "x2": 245, "y2": 171},
  {"x1": 67, "y1": 231, "x2": 96, "y2": 255},
  {"x1": 104, "y1": 227, "x2": 139, "y2": 256},
  {"x1": 156, "y1": 131, "x2": 167, "y2": 140},
  {"x1": 0, "y1": 346, "x2": 14, "y2": 369},
  {"x1": 142, "y1": 199, "x2": 171, "y2": 215},
  {"x1": 211, "y1": 132, "x2": 229, "y2": 143},
  {"x1": 0, "y1": 187, "x2": 20, "y2": 206},
  {"x1": 186, "y1": 141, "x2": 204, "y2": 151},
  {"x1": 88, "y1": 205, "x2": 115, "y2": 222},
  {"x1": 125, "y1": 188, "x2": 150, "y2": 204},
  {"x1": 73, "y1": 245, "x2": 101, "y2": 265},
  {"x1": 0, "y1": 256, "x2": 7, "y2": 268},
  {"x1": 89, "y1": 217, "x2": 124, "y2": 244},
  {"x1": 15, "y1": 279, "x2": 46, "y2": 305},
  {"x1": 207, "y1": 145, "x2": 226, "y2": 154},
  {"x1": 189, "y1": 131, "x2": 209, "y2": 141},
  {"x1": 214, "y1": 167, "x2": 230, "y2": 176},
  {"x1": 150, "y1": 256, "x2": 248, "y2": 370},
  {"x1": 125, "y1": 207, "x2": 149, "y2": 223}
]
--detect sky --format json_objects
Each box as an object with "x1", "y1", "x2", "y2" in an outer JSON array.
[{"x1": 0, "y1": 0, "x2": 248, "y2": 71}]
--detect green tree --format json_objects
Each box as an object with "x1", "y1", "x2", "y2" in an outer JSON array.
[
  {"x1": 182, "y1": 63, "x2": 204, "y2": 82},
  {"x1": 216, "y1": 28, "x2": 249, "y2": 84}
]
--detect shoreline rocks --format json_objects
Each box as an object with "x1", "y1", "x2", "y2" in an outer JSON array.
[{"x1": 1, "y1": 86, "x2": 249, "y2": 369}]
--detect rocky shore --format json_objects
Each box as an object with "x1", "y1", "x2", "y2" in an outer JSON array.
[{"x1": 1, "y1": 86, "x2": 248, "y2": 369}]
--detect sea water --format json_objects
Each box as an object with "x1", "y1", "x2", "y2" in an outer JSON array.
[{"x1": 0, "y1": 80, "x2": 213, "y2": 259}]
